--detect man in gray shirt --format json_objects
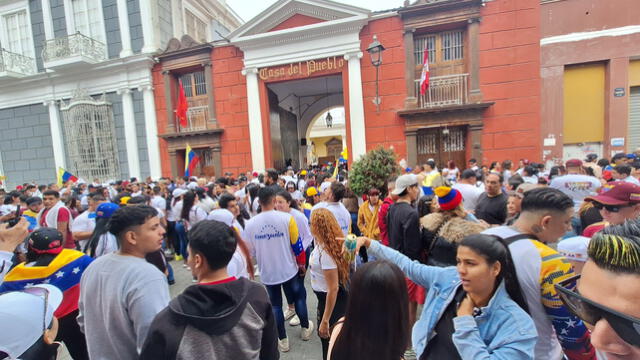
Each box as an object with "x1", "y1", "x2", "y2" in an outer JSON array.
[{"x1": 78, "y1": 205, "x2": 170, "y2": 359}]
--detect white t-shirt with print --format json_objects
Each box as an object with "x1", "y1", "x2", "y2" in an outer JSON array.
[
  {"x1": 71, "y1": 211, "x2": 96, "y2": 250},
  {"x1": 309, "y1": 244, "x2": 338, "y2": 293},
  {"x1": 227, "y1": 249, "x2": 250, "y2": 279},
  {"x1": 549, "y1": 174, "x2": 601, "y2": 211},
  {"x1": 312, "y1": 202, "x2": 351, "y2": 236}
]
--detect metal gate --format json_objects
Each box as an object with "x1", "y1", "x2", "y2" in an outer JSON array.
[
  {"x1": 416, "y1": 126, "x2": 467, "y2": 169},
  {"x1": 629, "y1": 87, "x2": 640, "y2": 153}
]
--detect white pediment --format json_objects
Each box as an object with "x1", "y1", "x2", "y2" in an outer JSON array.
[{"x1": 229, "y1": 0, "x2": 371, "y2": 40}]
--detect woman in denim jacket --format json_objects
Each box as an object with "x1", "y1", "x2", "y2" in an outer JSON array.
[{"x1": 357, "y1": 233, "x2": 537, "y2": 359}]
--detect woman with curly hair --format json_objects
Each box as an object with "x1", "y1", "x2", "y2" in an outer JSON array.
[{"x1": 309, "y1": 208, "x2": 350, "y2": 360}]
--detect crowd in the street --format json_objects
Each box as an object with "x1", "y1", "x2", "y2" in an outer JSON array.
[{"x1": 1, "y1": 152, "x2": 640, "y2": 360}]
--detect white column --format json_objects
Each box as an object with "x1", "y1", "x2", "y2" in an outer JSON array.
[
  {"x1": 344, "y1": 51, "x2": 367, "y2": 161},
  {"x1": 44, "y1": 100, "x2": 66, "y2": 170},
  {"x1": 241, "y1": 67, "x2": 265, "y2": 172},
  {"x1": 116, "y1": 0, "x2": 133, "y2": 57},
  {"x1": 117, "y1": 88, "x2": 141, "y2": 179},
  {"x1": 139, "y1": 0, "x2": 158, "y2": 53},
  {"x1": 41, "y1": 0, "x2": 54, "y2": 40},
  {"x1": 139, "y1": 84, "x2": 161, "y2": 179}
]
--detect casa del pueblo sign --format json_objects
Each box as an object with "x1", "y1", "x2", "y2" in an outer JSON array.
[{"x1": 259, "y1": 56, "x2": 345, "y2": 81}]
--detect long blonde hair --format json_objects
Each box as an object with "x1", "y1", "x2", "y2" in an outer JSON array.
[{"x1": 310, "y1": 208, "x2": 350, "y2": 286}]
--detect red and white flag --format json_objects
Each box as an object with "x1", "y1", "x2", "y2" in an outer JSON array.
[{"x1": 420, "y1": 48, "x2": 430, "y2": 95}]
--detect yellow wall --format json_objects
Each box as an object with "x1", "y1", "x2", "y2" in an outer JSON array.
[
  {"x1": 563, "y1": 63, "x2": 605, "y2": 144},
  {"x1": 310, "y1": 136, "x2": 341, "y2": 158},
  {"x1": 630, "y1": 60, "x2": 640, "y2": 87}
]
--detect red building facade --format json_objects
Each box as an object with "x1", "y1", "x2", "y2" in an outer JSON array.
[{"x1": 152, "y1": 0, "x2": 542, "y2": 178}]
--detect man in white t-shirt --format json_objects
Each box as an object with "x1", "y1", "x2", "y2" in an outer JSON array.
[
  {"x1": 452, "y1": 169, "x2": 482, "y2": 212},
  {"x1": 72, "y1": 194, "x2": 105, "y2": 251},
  {"x1": 549, "y1": 159, "x2": 602, "y2": 212},
  {"x1": 312, "y1": 182, "x2": 351, "y2": 236},
  {"x1": 244, "y1": 186, "x2": 313, "y2": 352}
]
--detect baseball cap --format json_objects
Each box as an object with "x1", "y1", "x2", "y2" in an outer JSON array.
[
  {"x1": 565, "y1": 159, "x2": 583, "y2": 168},
  {"x1": 207, "y1": 209, "x2": 235, "y2": 227},
  {"x1": 627, "y1": 153, "x2": 638, "y2": 160},
  {"x1": 584, "y1": 181, "x2": 640, "y2": 205},
  {"x1": 320, "y1": 181, "x2": 332, "y2": 193},
  {"x1": 557, "y1": 236, "x2": 590, "y2": 262},
  {"x1": 585, "y1": 154, "x2": 598, "y2": 162},
  {"x1": 28, "y1": 228, "x2": 63, "y2": 255},
  {"x1": 172, "y1": 188, "x2": 188, "y2": 198},
  {"x1": 0, "y1": 284, "x2": 63, "y2": 359},
  {"x1": 509, "y1": 183, "x2": 538, "y2": 198},
  {"x1": 391, "y1": 174, "x2": 418, "y2": 196},
  {"x1": 96, "y1": 202, "x2": 119, "y2": 219},
  {"x1": 300, "y1": 170, "x2": 307, "y2": 175},
  {"x1": 306, "y1": 187, "x2": 318, "y2": 197}
]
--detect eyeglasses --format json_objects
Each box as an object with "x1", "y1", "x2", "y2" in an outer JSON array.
[
  {"x1": 592, "y1": 202, "x2": 631, "y2": 213},
  {"x1": 555, "y1": 275, "x2": 640, "y2": 347},
  {"x1": 23, "y1": 287, "x2": 49, "y2": 333}
]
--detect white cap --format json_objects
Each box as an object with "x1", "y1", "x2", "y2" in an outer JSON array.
[
  {"x1": 207, "y1": 209, "x2": 235, "y2": 227},
  {"x1": 0, "y1": 284, "x2": 63, "y2": 358},
  {"x1": 392, "y1": 174, "x2": 418, "y2": 195},
  {"x1": 187, "y1": 182, "x2": 199, "y2": 190},
  {"x1": 172, "y1": 188, "x2": 188, "y2": 198},
  {"x1": 557, "y1": 236, "x2": 590, "y2": 262},
  {"x1": 320, "y1": 181, "x2": 332, "y2": 193}
]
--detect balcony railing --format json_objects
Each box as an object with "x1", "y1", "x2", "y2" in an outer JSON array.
[
  {"x1": 42, "y1": 32, "x2": 106, "y2": 65},
  {"x1": 0, "y1": 48, "x2": 36, "y2": 76},
  {"x1": 414, "y1": 73, "x2": 468, "y2": 108},
  {"x1": 176, "y1": 106, "x2": 209, "y2": 133}
]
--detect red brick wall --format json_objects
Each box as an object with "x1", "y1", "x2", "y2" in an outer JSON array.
[
  {"x1": 151, "y1": 63, "x2": 172, "y2": 177},
  {"x1": 212, "y1": 46, "x2": 252, "y2": 176},
  {"x1": 479, "y1": 0, "x2": 541, "y2": 164},
  {"x1": 359, "y1": 16, "x2": 408, "y2": 160},
  {"x1": 268, "y1": 14, "x2": 326, "y2": 32}
]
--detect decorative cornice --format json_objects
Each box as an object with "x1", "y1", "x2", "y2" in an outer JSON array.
[
  {"x1": 343, "y1": 51, "x2": 363, "y2": 61},
  {"x1": 116, "y1": 88, "x2": 132, "y2": 95},
  {"x1": 138, "y1": 84, "x2": 153, "y2": 92},
  {"x1": 241, "y1": 67, "x2": 259, "y2": 76}
]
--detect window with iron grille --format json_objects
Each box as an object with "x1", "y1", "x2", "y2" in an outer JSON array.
[
  {"x1": 179, "y1": 71, "x2": 206, "y2": 97},
  {"x1": 414, "y1": 29, "x2": 464, "y2": 65},
  {"x1": 60, "y1": 90, "x2": 120, "y2": 181}
]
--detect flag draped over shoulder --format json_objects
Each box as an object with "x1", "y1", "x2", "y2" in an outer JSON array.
[
  {"x1": 184, "y1": 144, "x2": 200, "y2": 178},
  {"x1": 0, "y1": 249, "x2": 93, "y2": 318},
  {"x1": 57, "y1": 167, "x2": 78, "y2": 186}
]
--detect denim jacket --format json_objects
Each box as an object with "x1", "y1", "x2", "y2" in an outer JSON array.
[{"x1": 368, "y1": 241, "x2": 537, "y2": 359}]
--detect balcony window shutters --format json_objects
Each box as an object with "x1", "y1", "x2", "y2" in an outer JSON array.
[
  {"x1": 71, "y1": 0, "x2": 104, "y2": 42},
  {"x1": 177, "y1": 71, "x2": 208, "y2": 131},
  {"x1": 3, "y1": 10, "x2": 33, "y2": 57},
  {"x1": 60, "y1": 90, "x2": 121, "y2": 181}
]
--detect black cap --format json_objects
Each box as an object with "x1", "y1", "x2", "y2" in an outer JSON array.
[
  {"x1": 28, "y1": 227, "x2": 63, "y2": 254},
  {"x1": 585, "y1": 153, "x2": 598, "y2": 162}
]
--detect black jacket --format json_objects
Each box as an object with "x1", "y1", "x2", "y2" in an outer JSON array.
[{"x1": 140, "y1": 278, "x2": 279, "y2": 360}]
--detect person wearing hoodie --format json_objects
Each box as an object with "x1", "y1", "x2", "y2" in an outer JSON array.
[{"x1": 140, "y1": 220, "x2": 279, "y2": 360}]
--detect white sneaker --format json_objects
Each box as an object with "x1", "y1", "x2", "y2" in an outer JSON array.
[
  {"x1": 278, "y1": 338, "x2": 290, "y2": 352},
  {"x1": 301, "y1": 320, "x2": 314, "y2": 341},
  {"x1": 289, "y1": 315, "x2": 300, "y2": 326},
  {"x1": 283, "y1": 308, "x2": 296, "y2": 321}
]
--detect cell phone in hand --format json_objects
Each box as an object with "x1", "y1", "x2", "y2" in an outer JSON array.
[{"x1": 7, "y1": 205, "x2": 21, "y2": 228}]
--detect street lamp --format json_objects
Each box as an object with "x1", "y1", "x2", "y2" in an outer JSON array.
[{"x1": 366, "y1": 35, "x2": 386, "y2": 112}]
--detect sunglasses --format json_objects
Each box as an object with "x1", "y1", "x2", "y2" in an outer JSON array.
[
  {"x1": 555, "y1": 275, "x2": 640, "y2": 347},
  {"x1": 592, "y1": 202, "x2": 631, "y2": 213},
  {"x1": 23, "y1": 287, "x2": 50, "y2": 333}
]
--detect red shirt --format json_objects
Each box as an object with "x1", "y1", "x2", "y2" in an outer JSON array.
[
  {"x1": 378, "y1": 197, "x2": 394, "y2": 246},
  {"x1": 40, "y1": 206, "x2": 74, "y2": 249}
]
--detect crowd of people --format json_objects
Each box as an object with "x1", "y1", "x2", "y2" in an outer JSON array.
[{"x1": 0, "y1": 152, "x2": 639, "y2": 360}]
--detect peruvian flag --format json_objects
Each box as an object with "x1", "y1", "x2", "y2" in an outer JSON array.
[
  {"x1": 176, "y1": 79, "x2": 189, "y2": 128},
  {"x1": 420, "y1": 48, "x2": 430, "y2": 95}
]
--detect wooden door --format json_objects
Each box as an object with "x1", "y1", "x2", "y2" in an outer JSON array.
[{"x1": 416, "y1": 126, "x2": 467, "y2": 170}]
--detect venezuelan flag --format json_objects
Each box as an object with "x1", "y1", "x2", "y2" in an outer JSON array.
[
  {"x1": 57, "y1": 167, "x2": 78, "y2": 186},
  {"x1": 0, "y1": 249, "x2": 93, "y2": 318},
  {"x1": 184, "y1": 144, "x2": 200, "y2": 178}
]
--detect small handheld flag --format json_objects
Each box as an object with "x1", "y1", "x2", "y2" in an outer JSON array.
[
  {"x1": 57, "y1": 167, "x2": 78, "y2": 186},
  {"x1": 184, "y1": 144, "x2": 200, "y2": 178}
]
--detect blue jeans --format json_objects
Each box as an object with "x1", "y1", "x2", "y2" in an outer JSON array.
[
  {"x1": 265, "y1": 274, "x2": 309, "y2": 339},
  {"x1": 175, "y1": 221, "x2": 188, "y2": 260}
]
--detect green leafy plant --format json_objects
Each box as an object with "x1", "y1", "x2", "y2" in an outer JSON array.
[{"x1": 349, "y1": 146, "x2": 401, "y2": 196}]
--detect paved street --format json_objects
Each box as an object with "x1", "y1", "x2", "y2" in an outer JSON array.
[{"x1": 60, "y1": 259, "x2": 323, "y2": 360}]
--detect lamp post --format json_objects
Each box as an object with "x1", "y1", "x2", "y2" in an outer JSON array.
[{"x1": 366, "y1": 35, "x2": 385, "y2": 112}]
